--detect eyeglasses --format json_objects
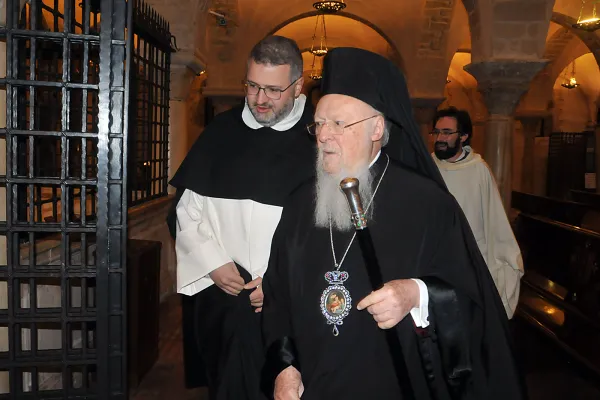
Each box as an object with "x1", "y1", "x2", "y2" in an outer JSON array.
[
  {"x1": 307, "y1": 115, "x2": 380, "y2": 136},
  {"x1": 243, "y1": 78, "x2": 299, "y2": 100},
  {"x1": 430, "y1": 129, "x2": 460, "y2": 137}
]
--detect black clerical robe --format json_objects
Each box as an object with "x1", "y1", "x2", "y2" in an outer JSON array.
[
  {"x1": 167, "y1": 101, "x2": 316, "y2": 397},
  {"x1": 261, "y1": 154, "x2": 526, "y2": 400}
]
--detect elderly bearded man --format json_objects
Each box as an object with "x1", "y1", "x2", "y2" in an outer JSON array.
[{"x1": 260, "y1": 47, "x2": 526, "y2": 400}]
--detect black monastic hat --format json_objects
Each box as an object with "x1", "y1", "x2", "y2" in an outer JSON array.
[{"x1": 320, "y1": 47, "x2": 447, "y2": 190}]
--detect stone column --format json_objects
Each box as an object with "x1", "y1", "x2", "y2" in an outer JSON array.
[
  {"x1": 471, "y1": 116, "x2": 486, "y2": 154},
  {"x1": 465, "y1": 88, "x2": 488, "y2": 152},
  {"x1": 464, "y1": 60, "x2": 548, "y2": 210},
  {"x1": 411, "y1": 97, "x2": 445, "y2": 152},
  {"x1": 515, "y1": 112, "x2": 548, "y2": 194}
]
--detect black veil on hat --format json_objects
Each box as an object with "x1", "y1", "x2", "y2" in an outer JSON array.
[{"x1": 320, "y1": 47, "x2": 448, "y2": 191}]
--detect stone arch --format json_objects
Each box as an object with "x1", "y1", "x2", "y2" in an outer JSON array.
[
  {"x1": 552, "y1": 53, "x2": 599, "y2": 132},
  {"x1": 460, "y1": 0, "x2": 492, "y2": 61},
  {"x1": 544, "y1": 26, "x2": 575, "y2": 63},
  {"x1": 266, "y1": 10, "x2": 405, "y2": 72},
  {"x1": 519, "y1": 12, "x2": 600, "y2": 113},
  {"x1": 550, "y1": 12, "x2": 600, "y2": 70}
]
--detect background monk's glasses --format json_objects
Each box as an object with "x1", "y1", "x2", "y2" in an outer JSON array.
[{"x1": 429, "y1": 129, "x2": 463, "y2": 137}]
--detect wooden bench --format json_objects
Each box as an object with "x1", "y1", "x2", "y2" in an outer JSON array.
[
  {"x1": 513, "y1": 212, "x2": 600, "y2": 378},
  {"x1": 512, "y1": 191, "x2": 600, "y2": 232},
  {"x1": 570, "y1": 190, "x2": 600, "y2": 210}
]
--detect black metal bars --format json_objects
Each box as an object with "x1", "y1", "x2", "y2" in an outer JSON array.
[
  {"x1": 128, "y1": 0, "x2": 172, "y2": 207},
  {"x1": 0, "y1": 0, "x2": 130, "y2": 397}
]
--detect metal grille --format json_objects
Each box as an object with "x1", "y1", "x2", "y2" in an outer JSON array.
[
  {"x1": 0, "y1": 0, "x2": 131, "y2": 397},
  {"x1": 15, "y1": 0, "x2": 100, "y2": 230},
  {"x1": 128, "y1": 0, "x2": 171, "y2": 207},
  {"x1": 546, "y1": 132, "x2": 588, "y2": 199}
]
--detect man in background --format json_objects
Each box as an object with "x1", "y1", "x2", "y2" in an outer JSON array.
[{"x1": 431, "y1": 107, "x2": 523, "y2": 318}]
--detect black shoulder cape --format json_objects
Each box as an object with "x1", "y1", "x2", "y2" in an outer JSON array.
[{"x1": 167, "y1": 102, "x2": 316, "y2": 237}]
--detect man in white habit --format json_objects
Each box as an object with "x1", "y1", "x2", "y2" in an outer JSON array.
[{"x1": 431, "y1": 106, "x2": 524, "y2": 318}]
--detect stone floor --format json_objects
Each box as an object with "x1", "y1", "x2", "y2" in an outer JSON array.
[
  {"x1": 131, "y1": 295, "x2": 600, "y2": 400},
  {"x1": 130, "y1": 295, "x2": 207, "y2": 400}
]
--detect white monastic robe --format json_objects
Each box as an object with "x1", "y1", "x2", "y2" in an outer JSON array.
[
  {"x1": 174, "y1": 95, "x2": 308, "y2": 296},
  {"x1": 433, "y1": 147, "x2": 524, "y2": 318}
]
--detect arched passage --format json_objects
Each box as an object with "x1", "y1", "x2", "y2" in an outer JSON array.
[
  {"x1": 268, "y1": 11, "x2": 405, "y2": 72},
  {"x1": 551, "y1": 12, "x2": 600, "y2": 69},
  {"x1": 518, "y1": 12, "x2": 600, "y2": 114},
  {"x1": 552, "y1": 53, "x2": 600, "y2": 132}
]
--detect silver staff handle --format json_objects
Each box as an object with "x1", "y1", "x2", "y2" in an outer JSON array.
[{"x1": 340, "y1": 178, "x2": 367, "y2": 230}]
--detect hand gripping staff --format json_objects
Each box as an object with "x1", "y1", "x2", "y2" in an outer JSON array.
[{"x1": 340, "y1": 178, "x2": 415, "y2": 400}]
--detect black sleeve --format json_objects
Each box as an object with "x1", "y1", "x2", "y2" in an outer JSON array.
[
  {"x1": 260, "y1": 214, "x2": 301, "y2": 399},
  {"x1": 417, "y1": 208, "x2": 475, "y2": 397},
  {"x1": 421, "y1": 204, "x2": 526, "y2": 400}
]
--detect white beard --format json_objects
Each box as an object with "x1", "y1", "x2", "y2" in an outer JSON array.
[{"x1": 314, "y1": 152, "x2": 375, "y2": 232}]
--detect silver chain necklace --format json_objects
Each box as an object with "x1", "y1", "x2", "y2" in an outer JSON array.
[{"x1": 320, "y1": 154, "x2": 390, "y2": 336}]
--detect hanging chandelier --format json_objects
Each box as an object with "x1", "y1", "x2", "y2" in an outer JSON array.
[
  {"x1": 308, "y1": 13, "x2": 327, "y2": 80},
  {"x1": 310, "y1": 13, "x2": 328, "y2": 57},
  {"x1": 308, "y1": 1, "x2": 346, "y2": 80},
  {"x1": 308, "y1": 46, "x2": 325, "y2": 80},
  {"x1": 561, "y1": 61, "x2": 580, "y2": 89},
  {"x1": 312, "y1": 1, "x2": 346, "y2": 13},
  {"x1": 573, "y1": 0, "x2": 600, "y2": 32}
]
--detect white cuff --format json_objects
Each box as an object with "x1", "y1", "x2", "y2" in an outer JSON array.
[
  {"x1": 175, "y1": 230, "x2": 232, "y2": 294},
  {"x1": 409, "y1": 279, "x2": 430, "y2": 328}
]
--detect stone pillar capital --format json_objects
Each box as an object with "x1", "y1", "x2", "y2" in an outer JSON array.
[
  {"x1": 411, "y1": 97, "x2": 445, "y2": 124},
  {"x1": 171, "y1": 49, "x2": 207, "y2": 75},
  {"x1": 464, "y1": 60, "x2": 549, "y2": 115}
]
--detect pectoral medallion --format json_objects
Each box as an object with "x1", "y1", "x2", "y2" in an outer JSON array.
[{"x1": 320, "y1": 270, "x2": 352, "y2": 336}]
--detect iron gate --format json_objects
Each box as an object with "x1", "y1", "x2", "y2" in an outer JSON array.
[
  {"x1": 128, "y1": 3, "x2": 171, "y2": 207},
  {"x1": 0, "y1": 0, "x2": 131, "y2": 397}
]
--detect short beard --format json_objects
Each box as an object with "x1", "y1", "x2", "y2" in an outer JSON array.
[
  {"x1": 434, "y1": 137, "x2": 460, "y2": 160},
  {"x1": 314, "y1": 152, "x2": 375, "y2": 232},
  {"x1": 248, "y1": 96, "x2": 295, "y2": 127}
]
